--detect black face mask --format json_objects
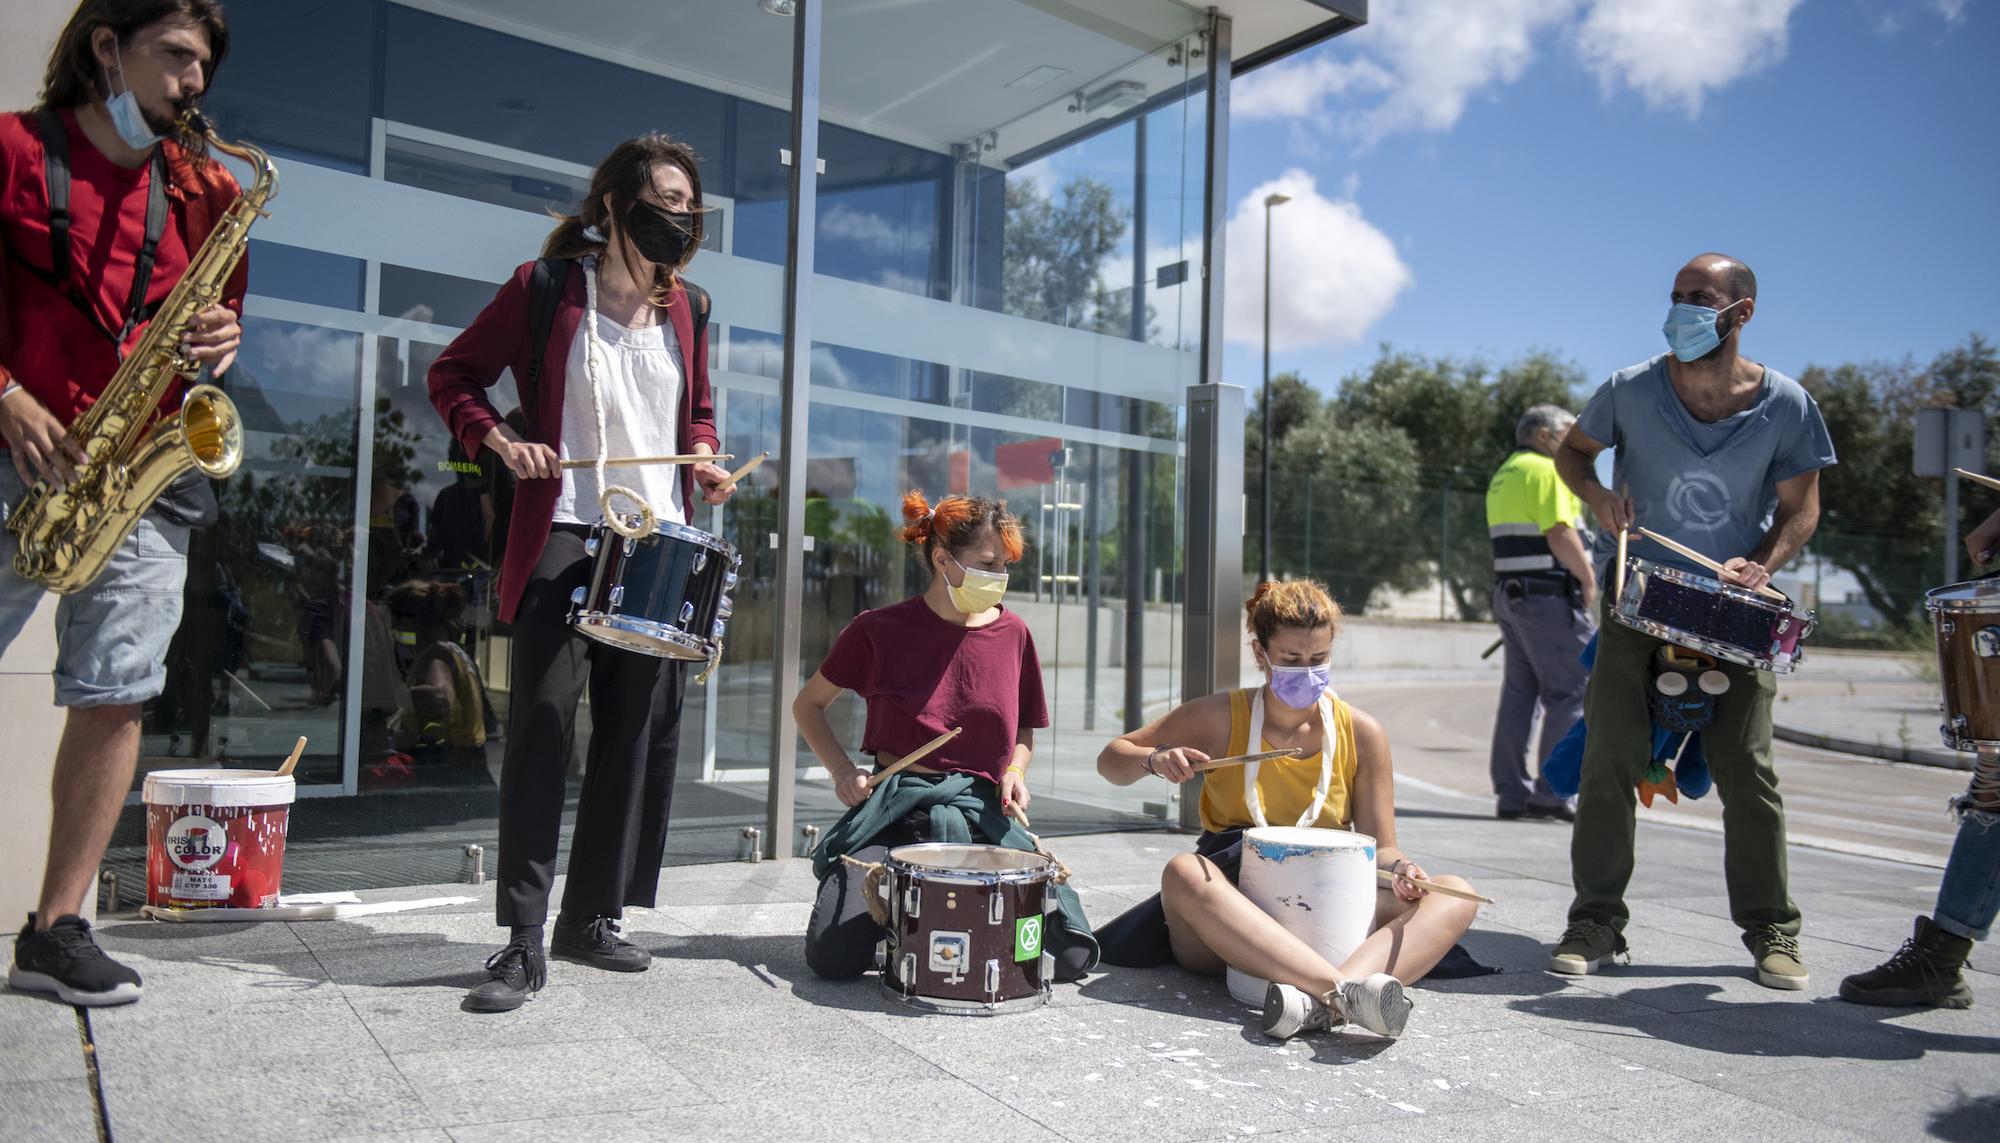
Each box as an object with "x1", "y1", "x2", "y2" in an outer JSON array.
[{"x1": 620, "y1": 200, "x2": 697, "y2": 267}]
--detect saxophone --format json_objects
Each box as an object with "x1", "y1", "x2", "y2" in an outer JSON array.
[{"x1": 7, "y1": 110, "x2": 274, "y2": 594}]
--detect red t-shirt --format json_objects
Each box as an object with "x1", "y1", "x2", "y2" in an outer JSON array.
[
  {"x1": 0, "y1": 109, "x2": 244, "y2": 428},
  {"x1": 818, "y1": 595, "x2": 1050, "y2": 783}
]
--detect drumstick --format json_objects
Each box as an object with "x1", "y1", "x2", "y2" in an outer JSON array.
[
  {"x1": 866, "y1": 727, "x2": 963, "y2": 792},
  {"x1": 717, "y1": 451, "x2": 769, "y2": 492},
  {"x1": 1377, "y1": 867, "x2": 1494, "y2": 905},
  {"x1": 1613, "y1": 484, "x2": 1630, "y2": 603},
  {"x1": 1955, "y1": 467, "x2": 2000, "y2": 494},
  {"x1": 275, "y1": 736, "x2": 307, "y2": 778},
  {"x1": 1006, "y1": 802, "x2": 1031, "y2": 830},
  {"x1": 558, "y1": 453, "x2": 734, "y2": 470},
  {"x1": 1187, "y1": 748, "x2": 1298, "y2": 773},
  {"x1": 1635, "y1": 527, "x2": 1787, "y2": 602}
]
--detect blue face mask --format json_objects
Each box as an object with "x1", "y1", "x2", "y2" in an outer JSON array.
[
  {"x1": 1267, "y1": 663, "x2": 1332, "y2": 709},
  {"x1": 103, "y1": 44, "x2": 163, "y2": 151},
  {"x1": 1661, "y1": 298, "x2": 1746, "y2": 363}
]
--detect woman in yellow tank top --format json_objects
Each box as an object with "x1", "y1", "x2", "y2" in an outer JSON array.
[{"x1": 1097, "y1": 580, "x2": 1479, "y2": 1041}]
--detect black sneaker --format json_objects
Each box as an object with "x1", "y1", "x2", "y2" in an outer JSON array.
[
  {"x1": 463, "y1": 936, "x2": 546, "y2": 1013},
  {"x1": 550, "y1": 914, "x2": 651, "y2": 972},
  {"x1": 1526, "y1": 803, "x2": 1577, "y2": 823},
  {"x1": 1496, "y1": 807, "x2": 1527, "y2": 820},
  {"x1": 9, "y1": 913, "x2": 142, "y2": 1007}
]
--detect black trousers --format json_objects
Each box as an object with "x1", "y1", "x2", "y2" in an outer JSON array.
[{"x1": 497, "y1": 526, "x2": 689, "y2": 927}]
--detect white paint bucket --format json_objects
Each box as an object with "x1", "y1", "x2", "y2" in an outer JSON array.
[
  {"x1": 1225, "y1": 826, "x2": 1378, "y2": 1005},
  {"x1": 143, "y1": 769, "x2": 296, "y2": 910}
]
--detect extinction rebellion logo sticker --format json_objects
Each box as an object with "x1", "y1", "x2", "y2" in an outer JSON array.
[{"x1": 166, "y1": 814, "x2": 229, "y2": 871}]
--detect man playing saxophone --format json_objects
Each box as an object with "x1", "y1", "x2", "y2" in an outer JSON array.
[{"x1": 0, "y1": 0, "x2": 244, "y2": 1006}]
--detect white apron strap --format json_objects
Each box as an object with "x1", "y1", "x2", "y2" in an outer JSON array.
[{"x1": 1244, "y1": 688, "x2": 1339, "y2": 829}]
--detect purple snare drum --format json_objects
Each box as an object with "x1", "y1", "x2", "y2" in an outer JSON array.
[{"x1": 1611, "y1": 557, "x2": 1814, "y2": 673}]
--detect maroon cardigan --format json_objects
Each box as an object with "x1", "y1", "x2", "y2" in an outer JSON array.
[{"x1": 427, "y1": 258, "x2": 719, "y2": 623}]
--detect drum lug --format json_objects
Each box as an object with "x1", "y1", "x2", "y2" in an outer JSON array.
[
  {"x1": 584, "y1": 535, "x2": 600, "y2": 557},
  {"x1": 904, "y1": 886, "x2": 921, "y2": 918},
  {"x1": 1942, "y1": 617, "x2": 1957, "y2": 636},
  {"x1": 1977, "y1": 627, "x2": 2000, "y2": 658},
  {"x1": 984, "y1": 958, "x2": 1001, "y2": 998},
  {"x1": 693, "y1": 550, "x2": 707, "y2": 573},
  {"x1": 680, "y1": 601, "x2": 696, "y2": 625},
  {"x1": 724, "y1": 571, "x2": 739, "y2": 592},
  {"x1": 898, "y1": 952, "x2": 917, "y2": 996},
  {"x1": 622, "y1": 538, "x2": 638, "y2": 557},
  {"x1": 569, "y1": 587, "x2": 586, "y2": 606},
  {"x1": 609, "y1": 585, "x2": 624, "y2": 607},
  {"x1": 712, "y1": 619, "x2": 728, "y2": 641},
  {"x1": 717, "y1": 594, "x2": 733, "y2": 620},
  {"x1": 989, "y1": 892, "x2": 1005, "y2": 926}
]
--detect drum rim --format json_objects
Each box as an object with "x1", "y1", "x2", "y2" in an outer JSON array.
[
  {"x1": 1608, "y1": 611, "x2": 1800, "y2": 673},
  {"x1": 591, "y1": 516, "x2": 739, "y2": 561},
  {"x1": 886, "y1": 842, "x2": 1054, "y2": 881},
  {"x1": 1926, "y1": 580, "x2": 2000, "y2": 612},
  {"x1": 878, "y1": 977, "x2": 1051, "y2": 1015},
  {"x1": 1624, "y1": 556, "x2": 1802, "y2": 614},
  {"x1": 572, "y1": 613, "x2": 712, "y2": 660},
  {"x1": 1241, "y1": 824, "x2": 1377, "y2": 850}
]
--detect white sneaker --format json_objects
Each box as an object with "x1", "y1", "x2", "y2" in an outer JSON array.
[
  {"x1": 1335, "y1": 972, "x2": 1412, "y2": 1039},
  {"x1": 1260, "y1": 981, "x2": 1339, "y2": 1040}
]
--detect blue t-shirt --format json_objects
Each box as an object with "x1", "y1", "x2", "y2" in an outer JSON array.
[{"x1": 1575, "y1": 354, "x2": 1837, "y2": 581}]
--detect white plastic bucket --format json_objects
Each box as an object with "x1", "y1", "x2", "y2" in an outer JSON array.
[
  {"x1": 1225, "y1": 826, "x2": 1378, "y2": 1004},
  {"x1": 143, "y1": 769, "x2": 296, "y2": 910}
]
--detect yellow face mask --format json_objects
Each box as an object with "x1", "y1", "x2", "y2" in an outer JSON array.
[{"x1": 944, "y1": 552, "x2": 1008, "y2": 614}]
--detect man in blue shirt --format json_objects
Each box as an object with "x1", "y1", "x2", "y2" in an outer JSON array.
[{"x1": 1547, "y1": 253, "x2": 1837, "y2": 990}]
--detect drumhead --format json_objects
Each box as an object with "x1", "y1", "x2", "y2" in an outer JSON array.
[
  {"x1": 1242, "y1": 826, "x2": 1378, "y2": 859},
  {"x1": 1927, "y1": 578, "x2": 2000, "y2": 613},
  {"x1": 887, "y1": 842, "x2": 1052, "y2": 877}
]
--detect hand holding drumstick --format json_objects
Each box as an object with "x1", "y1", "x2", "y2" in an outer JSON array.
[{"x1": 1954, "y1": 470, "x2": 2000, "y2": 565}]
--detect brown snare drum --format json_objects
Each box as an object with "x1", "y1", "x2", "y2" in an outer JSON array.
[
  {"x1": 1928, "y1": 579, "x2": 2000, "y2": 751},
  {"x1": 876, "y1": 843, "x2": 1056, "y2": 1015}
]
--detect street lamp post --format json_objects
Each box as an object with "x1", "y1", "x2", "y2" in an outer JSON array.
[{"x1": 1260, "y1": 191, "x2": 1290, "y2": 583}]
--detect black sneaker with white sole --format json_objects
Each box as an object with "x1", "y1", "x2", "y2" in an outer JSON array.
[
  {"x1": 9, "y1": 913, "x2": 142, "y2": 1007},
  {"x1": 550, "y1": 914, "x2": 651, "y2": 972},
  {"x1": 463, "y1": 936, "x2": 547, "y2": 1013}
]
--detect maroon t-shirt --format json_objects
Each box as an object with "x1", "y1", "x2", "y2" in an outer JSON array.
[{"x1": 818, "y1": 595, "x2": 1049, "y2": 783}]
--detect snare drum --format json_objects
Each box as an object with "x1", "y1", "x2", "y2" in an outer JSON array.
[
  {"x1": 1611, "y1": 557, "x2": 1814, "y2": 673},
  {"x1": 1927, "y1": 579, "x2": 2000, "y2": 750},
  {"x1": 568, "y1": 519, "x2": 739, "y2": 660},
  {"x1": 877, "y1": 843, "x2": 1057, "y2": 1015}
]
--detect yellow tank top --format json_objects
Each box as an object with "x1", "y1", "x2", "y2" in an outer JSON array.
[{"x1": 1198, "y1": 688, "x2": 1358, "y2": 833}]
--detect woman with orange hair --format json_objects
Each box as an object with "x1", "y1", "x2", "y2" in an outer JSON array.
[
  {"x1": 795, "y1": 491, "x2": 1098, "y2": 982},
  {"x1": 1094, "y1": 579, "x2": 1479, "y2": 1041}
]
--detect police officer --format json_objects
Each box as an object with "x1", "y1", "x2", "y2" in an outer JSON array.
[{"x1": 1484, "y1": 405, "x2": 1594, "y2": 821}]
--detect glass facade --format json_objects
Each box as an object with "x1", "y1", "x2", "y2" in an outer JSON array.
[{"x1": 106, "y1": 0, "x2": 1314, "y2": 888}]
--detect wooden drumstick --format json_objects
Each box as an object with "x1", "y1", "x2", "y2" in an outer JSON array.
[
  {"x1": 275, "y1": 736, "x2": 307, "y2": 778},
  {"x1": 1635, "y1": 527, "x2": 1787, "y2": 602},
  {"x1": 1377, "y1": 867, "x2": 1495, "y2": 904},
  {"x1": 1006, "y1": 802, "x2": 1032, "y2": 830},
  {"x1": 1955, "y1": 467, "x2": 2000, "y2": 494},
  {"x1": 1613, "y1": 483, "x2": 1630, "y2": 603},
  {"x1": 1186, "y1": 748, "x2": 1298, "y2": 773},
  {"x1": 558, "y1": 453, "x2": 734, "y2": 470},
  {"x1": 866, "y1": 726, "x2": 963, "y2": 793},
  {"x1": 717, "y1": 451, "x2": 769, "y2": 492}
]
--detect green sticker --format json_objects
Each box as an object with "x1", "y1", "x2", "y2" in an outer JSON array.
[{"x1": 1014, "y1": 914, "x2": 1044, "y2": 962}]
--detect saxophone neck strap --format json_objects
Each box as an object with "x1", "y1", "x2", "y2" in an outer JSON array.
[{"x1": 34, "y1": 107, "x2": 171, "y2": 353}]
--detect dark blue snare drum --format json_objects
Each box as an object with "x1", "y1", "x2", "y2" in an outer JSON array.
[
  {"x1": 568, "y1": 519, "x2": 739, "y2": 660},
  {"x1": 1612, "y1": 556, "x2": 1813, "y2": 673}
]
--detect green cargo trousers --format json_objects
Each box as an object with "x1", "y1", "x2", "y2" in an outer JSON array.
[{"x1": 1568, "y1": 593, "x2": 1802, "y2": 940}]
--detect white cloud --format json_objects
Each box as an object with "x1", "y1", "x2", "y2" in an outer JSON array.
[
  {"x1": 1232, "y1": 53, "x2": 1393, "y2": 122},
  {"x1": 1879, "y1": 0, "x2": 1968, "y2": 34},
  {"x1": 1573, "y1": 0, "x2": 1803, "y2": 116},
  {"x1": 819, "y1": 202, "x2": 903, "y2": 253},
  {"x1": 1928, "y1": 0, "x2": 1968, "y2": 27},
  {"x1": 1220, "y1": 171, "x2": 1411, "y2": 351},
  {"x1": 1353, "y1": 0, "x2": 1580, "y2": 140}
]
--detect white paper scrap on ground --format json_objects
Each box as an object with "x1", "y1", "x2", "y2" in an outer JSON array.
[{"x1": 140, "y1": 894, "x2": 475, "y2": 922}]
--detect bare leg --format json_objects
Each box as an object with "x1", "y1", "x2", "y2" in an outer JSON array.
[
  {"x1": 1337, "y1": 877, "x2": 1481, "y2": 984},
  {"x1": 36, "y1": 704, "x2": 143, "y2": 920},
  {"x1": 1161, "y1": 854, "x2": 1481, "y2": 990}
]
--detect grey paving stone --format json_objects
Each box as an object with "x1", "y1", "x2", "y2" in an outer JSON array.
[
  {"x1": 391, "y1": 1038, "x2": 711, "y2": 1127},
  {"x1": 655, "y1": 900, "x2": 814, "y2": 937},
  {"x1": 342, "y1": 980, "x2": 630, "y2": 1054},
  {"x1": 1713, "y1": 1062, "x2": 2000, "y2": 1141},
  {"x1": 0, "y1": 996, "x2": 86, "y2": 1083},
  {"x1": 91, "y1": 992, "x2": 377, "y2": 1065},
  {"x1": 104, "y1": 945, "x2": 336, "y2": 1005},
  {"x1": 327, "y1": 1133, "x2": 454, "y2": 1143},
  {"x1": 0, "y1": 1078, "x2": 98, "y2": 1139},
  {"x1": 103, "y1": 1051, "x2": 434, "y2": 1143}
]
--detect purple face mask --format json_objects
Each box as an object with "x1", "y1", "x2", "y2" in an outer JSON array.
[{"x1": 1267, "y1": 663, "x2": 1331, "y2": 709}]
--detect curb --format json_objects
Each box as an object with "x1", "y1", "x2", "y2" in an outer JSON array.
[{"x1": 1772, "y1": 724, "x2": 1972, "y2": 771}]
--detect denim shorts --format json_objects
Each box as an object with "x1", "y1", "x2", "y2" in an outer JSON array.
[{"x1": 0, "y1": 466, "x2": 189, "y2": 707}]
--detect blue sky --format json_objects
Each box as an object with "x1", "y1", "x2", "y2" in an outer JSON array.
[{"x1": 1218, "y1": 0, "x2": 1999, "y2": 397}]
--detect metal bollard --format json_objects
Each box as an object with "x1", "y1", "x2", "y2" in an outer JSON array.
[
  {"x1": 801, "y1": 824, "x2": 821, "y2": 855},
  {"x1": 464, "y1": 843, "x2": 485, "y2": 885},
  {"x1": 741, "y1": 826, "x2": 763, "y2": 863},
  {"x1": 99, "y1": 870, "x2": 119, "y2": 914}
]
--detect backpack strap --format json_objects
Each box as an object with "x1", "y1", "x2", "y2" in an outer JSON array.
[
  {"x1": 523, "y1": 256, "x2": 565, "y2": 401},
  {"x1": 684, "y1": 280, "x2": 710, "y2": 352},
  {"x1": 33, "y1": 107, "x2": 171, "y2": 353},
  {"x1": 37, "y1": 109, "x2": 72, "y2": 286}
]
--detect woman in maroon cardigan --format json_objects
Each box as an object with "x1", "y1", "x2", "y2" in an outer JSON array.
[{"x1": 428, "y1": 133, "x2": 734, "y2": 1013}]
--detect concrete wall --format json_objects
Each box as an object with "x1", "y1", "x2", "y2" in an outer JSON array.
[{"x1": 1, "y1": 4, "x2": 77, "y2": 931}]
